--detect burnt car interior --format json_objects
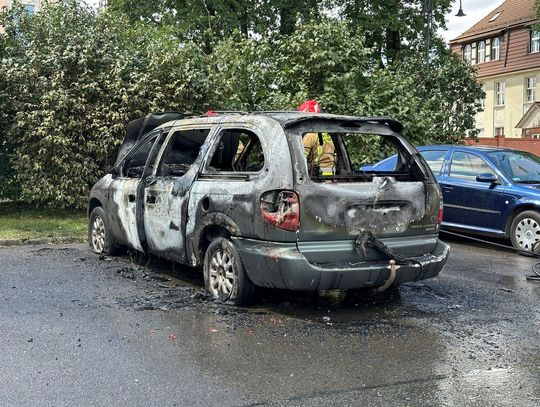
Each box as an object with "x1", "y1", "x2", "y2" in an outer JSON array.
[
  {"x1": 157, "y1": 129, "x2": 210, "y2": 177},
  {"x1": 122, "y1": 134, "x2": 160, "y2": 178},
  {"x1": 302, "y1": 132, "x2": 423, "y2": 182},
  {"x1": 207, "y1": 129, "x2": 265, "y2": 173}
]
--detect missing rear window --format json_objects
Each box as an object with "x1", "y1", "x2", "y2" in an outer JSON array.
[{"x1": 301, "y1": 132, "x2": 414, "y2": 182}]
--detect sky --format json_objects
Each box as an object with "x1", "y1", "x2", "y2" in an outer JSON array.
[{"x1": 441, "y1": 0, "x2": 506, "y2": 43}]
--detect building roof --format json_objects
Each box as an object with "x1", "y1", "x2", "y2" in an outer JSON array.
[
  {"x1": 516, "y1": 102, "x2": 540, "y2": 128},
  {"x1": 450, "y1": 0, "x2": 536, "y2": 43}
]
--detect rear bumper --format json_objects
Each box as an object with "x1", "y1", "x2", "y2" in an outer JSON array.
[{"x1": 233, "y1": 237, "x2": 450, "y2": 291}]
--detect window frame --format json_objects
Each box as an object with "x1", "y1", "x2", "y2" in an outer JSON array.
[
  {"x1": 491, "y1": 37, "x2": 500, "y2": 60},
  {"x1": 419, "y1": 149, "x2": 448, "y2": 175},
  {"x1": 477, "y1": 41, "x2": 486, "y2": 63},
  {"x1": 120, "y1": 130, "x2": 163, "y2": 179},
  {"x1": 495, "y1": 81, "x2": 505, "y2": 106},
  {"x1": 495, "y1": 127, "x2": 505, "y2": 137},
  {"x1": 153, "y1": 126, "x2": 212, "y2": 178},
  {"x1": 531, "y1": 30, "x2": 540, "y2": 53},
  {"x1": 525, "y1": 76, "x2": 537, "y2": 103},
  {"x1": 448, "y1": 151, "x2": 496, "y2": 181},
  {"x1": 463, "y1": 44, "x2": 472, "y2": 63},
  {"x1": 201, "y1": 126, "x2": 267, "y2": 178}
]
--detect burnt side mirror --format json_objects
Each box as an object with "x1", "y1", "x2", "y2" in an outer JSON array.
[
  {"x1": 476, "y1": 173, "x2": 499, "y2": 184},
  {"x1": 110, "y1": 167, "x2": 120, "y2": 179}
]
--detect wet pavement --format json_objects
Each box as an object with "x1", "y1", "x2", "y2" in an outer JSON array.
[{"x1": 1, "y1": 235, "x2": 539, "y2": 406}]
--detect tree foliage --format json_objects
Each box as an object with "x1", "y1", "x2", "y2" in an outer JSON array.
[{"x1": 0, "y1": 1, "x2": 482, "y2": 208}]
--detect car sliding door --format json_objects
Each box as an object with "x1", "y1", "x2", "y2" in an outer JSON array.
[{"x1": 142, "y1": 127, "x2": 212, "y2": 262}]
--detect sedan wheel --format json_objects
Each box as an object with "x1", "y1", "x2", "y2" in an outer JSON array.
[{"x1": 510, "y1": 210, "x2": 540, "y2": 252}]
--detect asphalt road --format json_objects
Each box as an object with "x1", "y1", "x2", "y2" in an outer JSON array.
[{"x1": 1, "y1": 235, "x2": 539, "y2": 406}]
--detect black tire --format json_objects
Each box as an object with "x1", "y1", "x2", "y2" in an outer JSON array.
[
  {"x1": 509, "y1": 210, "x2": 540, "y2": 252},
  {"x1": 203, "y1": 237, "x2": 256, "y2": 305},
  {"x1": 88, "y1": 207, "x2": 120, "y2": 255}
]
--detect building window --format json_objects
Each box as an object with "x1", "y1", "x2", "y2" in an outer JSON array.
[
  {"x1": 526, "y1": 76, "x2": 537, "y2": 103},
  {"x1": 491, "y1": 37, "x2": 500, "y2": 60},
  {"x1": 495, "y1": 81, "x2": 505, "y2": 106},
  {"x1": 477, "y1": 84, "x2": 485, "y2": 109},
  {"x1": 531, "y1": 30, "x2": 540, "y2": 53},
  {"x1": 495, "y1": 127, "x2": 505, "y2": 137},
  {"x1": 477, "y1": 41, "x2": 486, "y2": 63},
  {"x1": 489, "y1": 11, "x2": 502, "y2": 22},
  {"x1": 23, "y1": 4, "x2": 35, "y2": 14},
  {"x1": 463, "y1": 44, "x2": 472, "y2": 63}
]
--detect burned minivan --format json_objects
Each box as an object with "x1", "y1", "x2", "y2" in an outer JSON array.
[{"x1": 88, "y1": 112, "x2": 449, "y2": 304}]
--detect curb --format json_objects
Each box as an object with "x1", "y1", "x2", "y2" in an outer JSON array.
[{"x1": 0, "y1": 236, "x2": 86, "y2": 247}]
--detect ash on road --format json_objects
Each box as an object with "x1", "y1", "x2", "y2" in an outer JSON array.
[{"x1": 1, "y1": 236, "x2": 539, "y2": 406}]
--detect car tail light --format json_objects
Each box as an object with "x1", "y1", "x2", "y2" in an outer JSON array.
[
  {"x1": 438, "y1": 193, "x2": 444, "y2": 225},
  {"x1": 260, "y1": 190, "x2": 300, "y2": 232}
]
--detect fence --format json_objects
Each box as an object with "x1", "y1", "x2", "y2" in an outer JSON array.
[{"x1": 465, "y1": 137, "x2": 540, "y2": 157}]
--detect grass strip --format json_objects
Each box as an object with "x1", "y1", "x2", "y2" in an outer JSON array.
[{"x1": 0, "y1": 202, "x2": 87, "y2": 241}]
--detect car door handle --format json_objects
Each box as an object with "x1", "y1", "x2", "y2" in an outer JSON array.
[
  {"x1": 128, "y1": 194, "x2": 136, "y2": 202},
  {"x1": 146, "y1": 195, "x2": 157, "y2": 204},
  {"x1": 442, "y1": 186, "x2": 453, "y2": 191}
]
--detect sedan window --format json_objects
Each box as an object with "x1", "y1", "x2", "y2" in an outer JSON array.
[
  {"x1": 420, "y1": 150, "x2": 447, "y2": 173},
  {"x1": 486, "y1": 151, "x2": 540, "y2": 183},
  {"x1": 449, "y1": 152, "x2": 494, "y2": 180}
]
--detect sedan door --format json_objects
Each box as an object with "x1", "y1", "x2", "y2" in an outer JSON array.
[{"x1": 439, "y1": 150, "x2": 507, "y2": 234}]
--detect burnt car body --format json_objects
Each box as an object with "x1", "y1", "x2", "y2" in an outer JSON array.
[{"x1": 88, "y1": 112, "x2": 450, "y2": 304}]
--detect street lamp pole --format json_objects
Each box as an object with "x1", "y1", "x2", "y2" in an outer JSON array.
[{"x1": 425, "y1": 0, "x2": 467, "y2": 63}]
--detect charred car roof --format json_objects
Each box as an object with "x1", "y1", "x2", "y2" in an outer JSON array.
[
  {"x1": 115, "y1": 112, "x2": 404, "y2": 165},
  {"x1": 150, "y1": 112, "x2": 403, "y2": 132}
]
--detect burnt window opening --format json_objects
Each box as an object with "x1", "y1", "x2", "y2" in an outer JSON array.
[
  {"x1": 207, "y1": 129, "x2": 265, "y2": 173},
  {"x1": 122, "y1": 134, "x2": 159, "y2": 178},
  {"x1": 300, "y1": 132, "x2": 425, "y2": 183},
  {"x1": 157, "y1": 128, "x2": 210, "y2": 177}
]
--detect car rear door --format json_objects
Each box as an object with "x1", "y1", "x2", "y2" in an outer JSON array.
[
  {"x1": 438, "y1": 149, "x2": 507, "y2": 233},
  {"x1": 288, "y1": 121, "x2": 441, "y2": 263}
]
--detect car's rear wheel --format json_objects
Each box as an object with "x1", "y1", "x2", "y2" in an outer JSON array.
[
  {"x1": 510, "y1": 210, "x2": 540, "y2": 252},
  {"x1": 203, "y1": 237, "x2": 255, "y2": 305},
  {"x1": 88, "y1": 207, "x2": 120, "y2": 255}
]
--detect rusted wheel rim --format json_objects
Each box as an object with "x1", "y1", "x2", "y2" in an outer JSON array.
[
  {"x1": 515, "y1": 217, "x2": 540, "y2": 251},
  {"x1": 91, "y1": 216, "x2": 106, "y2": 253},
  {"x1": 209, "y1": 250, "x2": 234, "y2": 300}
]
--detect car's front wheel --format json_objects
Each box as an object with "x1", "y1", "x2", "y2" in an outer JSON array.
[
  {"x1": 510, "y1": 210, "x2": 540, "y2": 252},
  {"x1": 203, "y1": 237, "x2": 255, "y2": 305},
  {"x1": 88, "y1": 207, "x2": 120, "y2": 255}
]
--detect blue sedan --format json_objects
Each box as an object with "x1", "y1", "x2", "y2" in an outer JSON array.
[{"x1": 367, "y1": 145, "x2": 540, "y2": 251}]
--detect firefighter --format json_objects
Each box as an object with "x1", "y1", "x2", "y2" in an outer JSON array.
[{"x1": 298, "y1": 100, "x2": 335, "y2": 175}]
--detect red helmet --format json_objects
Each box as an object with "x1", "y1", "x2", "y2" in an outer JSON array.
[{"x1": 297, "y1": 100, "x2": 321, "y2": 113}]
